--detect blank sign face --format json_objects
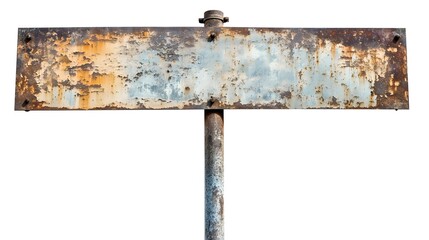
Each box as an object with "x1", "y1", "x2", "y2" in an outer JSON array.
[{"x1": 16, "y1": 27, "x2": 408, "y2": 110}]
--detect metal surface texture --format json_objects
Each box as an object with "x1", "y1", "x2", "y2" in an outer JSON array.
[
  {"x1": 203, "y1": 10, "x2": 225, "y2": 240},
  {"x1": 16, "y1": 27, "x2": 408, "y2": 110},
  {"x1": 205, "y1": 110, "x2": 224, "y2": 240}
]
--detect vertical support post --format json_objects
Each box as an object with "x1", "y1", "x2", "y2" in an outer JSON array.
[
  {"x1": 200, "y1": 10, "x2": 228, "y2": 240},
  {"x1": 204, "y1": 110, "x2": 224, "y2": 240}
]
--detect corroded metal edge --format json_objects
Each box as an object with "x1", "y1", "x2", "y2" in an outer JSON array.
[{"x1": 15, "y1": 27, "x2": 408, "y2": 110}]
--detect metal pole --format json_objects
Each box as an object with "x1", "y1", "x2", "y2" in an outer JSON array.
[{"x1": 200, "y1": 10, "x2": 228, "y2": 240}]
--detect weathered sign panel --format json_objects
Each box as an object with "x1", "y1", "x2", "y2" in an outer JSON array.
[{"x1": 15, "y1": 27, "x2": 408, "y2": 110}]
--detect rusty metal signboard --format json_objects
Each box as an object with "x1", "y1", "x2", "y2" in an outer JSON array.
[
  {"x1": 16, "y1": 27, "x2": 408, "y2": 110},
  {"x1": 14, "y1": 12, "x2": 409, "y2": 240}
]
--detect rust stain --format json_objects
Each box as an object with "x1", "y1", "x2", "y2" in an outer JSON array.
[{"x1": 15, "y1": 27, "x2": 408, "y2": 110}]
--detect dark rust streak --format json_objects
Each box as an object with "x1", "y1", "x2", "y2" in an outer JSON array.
[
  {"x1": 67, "y1": 63, "x2": 94, "y2": 71},
  {"x1": 280, "y1": 91, "x2": 292, "y2": 99},
  {"x1": 312, "y1": 28, "x2": 398, "y2": 51},
  {"x1": 219, "y1": 195, "x2": 224, "y2": 217}
]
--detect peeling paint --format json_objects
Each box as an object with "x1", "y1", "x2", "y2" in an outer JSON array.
[{"x1": 15, "y1": 27, "x2": 408, "y2": 110}]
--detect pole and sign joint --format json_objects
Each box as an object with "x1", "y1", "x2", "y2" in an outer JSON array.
[{"x1": 202, "y1": 10, "x2": 226, "y2": 240}]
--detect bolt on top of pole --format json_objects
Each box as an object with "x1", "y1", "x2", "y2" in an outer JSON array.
[{"x1": 199, "y1": 10, "x2": 229, "y2": 27}]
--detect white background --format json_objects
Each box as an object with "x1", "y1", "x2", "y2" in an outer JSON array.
[{"x1": 1, "y1": 0, "x2": 428, "y2": 239}]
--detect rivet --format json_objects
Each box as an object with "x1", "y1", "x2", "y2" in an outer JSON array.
[
  {"x1": 208, "y1": 32, "x2": 217, "y2": 42},
  {"x1": 24, "y1": 35, "x2": 32, "y2": 43},
  {"x1": 392, "y1": 34, "x2": 400, "y2": 44},
  {"x1": 21, "y1": 99, "x2": 30, "y2": 107}
]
